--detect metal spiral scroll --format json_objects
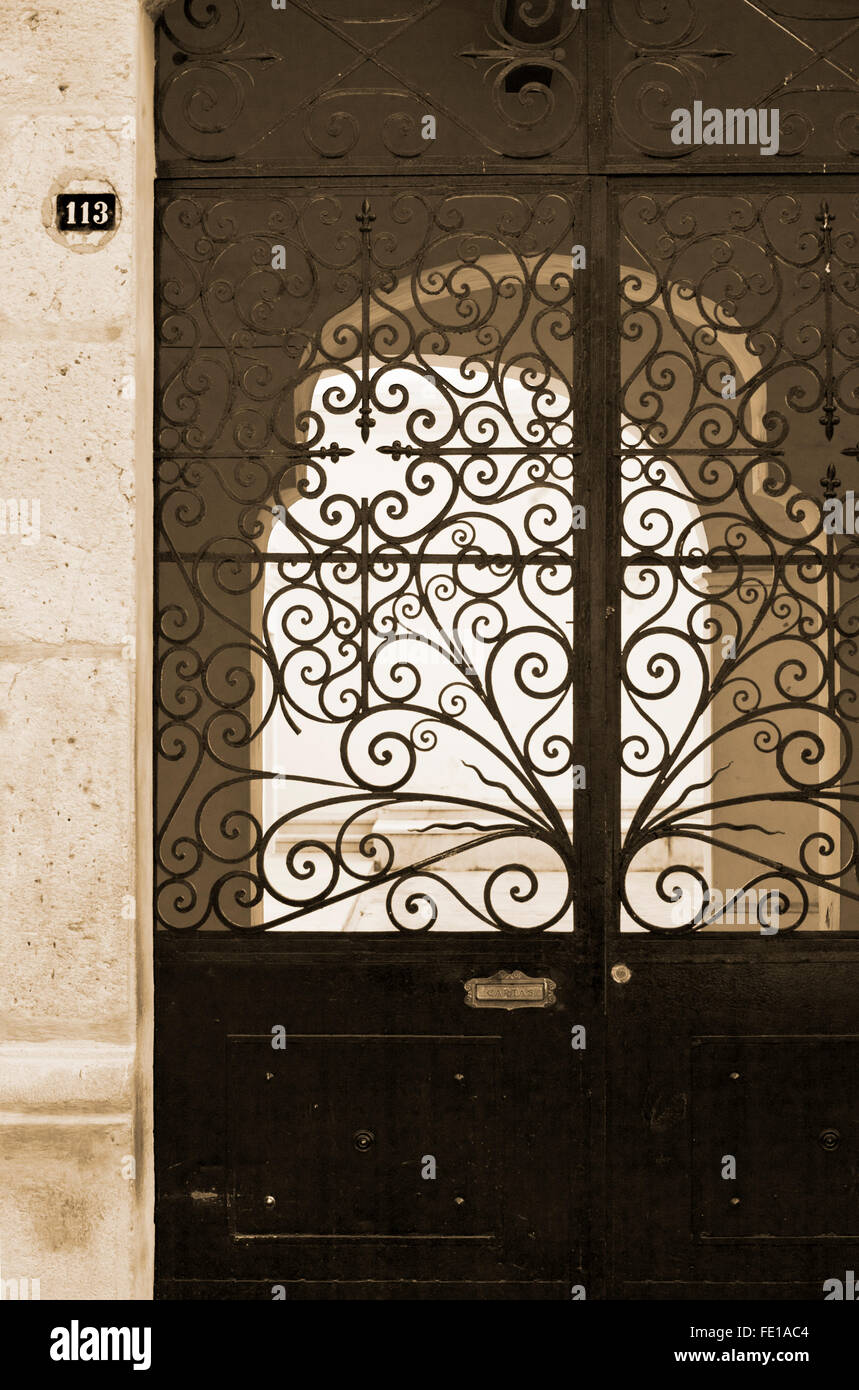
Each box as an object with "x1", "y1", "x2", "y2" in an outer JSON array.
[
  {"x1": 620, "y1": 190, "x2": 859, "y2": 933},
  {"x1": 155, "y1": 0, "x2": 584, "y2": 169},
  {"x1": 607, "y1": 0, "x2": 859, "y2": 164},
  {"x1": 156, "y1": 189, "x2": 578, "y2": 931}
]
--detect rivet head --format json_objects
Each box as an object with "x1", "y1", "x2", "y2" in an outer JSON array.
[
  {"x1": 818, "y1": 1127, "x2": 841, "y2": 1152},
  {"x1": 454, "y1": 1196, "x2": 465, "y2": 1206},
  {"x1": 730, "y1": 1196, "x2": 741, "y2": 1206},
  {"x1": 353, "y1": 1129, "x2": 375, "y2": 1152},
  {"x1": 729, "y1": 1071, "x2": 740, "y2": 1081},
  {"x1": 611, "y1": 963, "x2": 631, "y2": 985},
  {"x1": 264, "y1": 1194, "x2": 276, "y2": 1208}
]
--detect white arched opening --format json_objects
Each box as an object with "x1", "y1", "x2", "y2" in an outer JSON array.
[
  {"x1": 259, "y1": 355, "x2": 576, "y2": 931},
  {"x1": 246, "y1": 250, "x2": 839, "y2": 935}
]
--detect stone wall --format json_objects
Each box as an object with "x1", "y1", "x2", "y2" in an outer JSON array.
[{"x1": 0, "y1": 0, "x2": 154, "y2": 1300}]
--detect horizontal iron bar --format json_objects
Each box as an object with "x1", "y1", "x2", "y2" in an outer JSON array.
[
  {"x1": 615, "y1": 449, "x2": 786, "y2": 457},
  {"x1": 157, "y1": 448, "x2": 580, "y2": 460},
  {"x1": 622, "y1": 554, "x2": 836, "y2": 568},
  {"x1": 376, "y1": 447, "x2": 582, "y2": 456},
  {"x1": 158, "y1": 552, "x2": 577, "y2": 565}
]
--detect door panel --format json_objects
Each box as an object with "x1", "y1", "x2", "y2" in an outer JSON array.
[
  {"x1": 155, "y1": 935, "x2": 585, "y2": 1295},
  {"x1": 608, "y1": 944, "x2": 859, "y2": 1297},
  {"x1": 693, "y1": 1036, "x2": 858, "y2": 1239},
  {"x1": 155, "y1": 171, "x2": 590, "y2": 1294},
  {"x1": 609, "y1": 181, "x2": 859, "y2": 1297},
  {"x1": 230, "y1": 1035, "x2": 502, "y2": 1239}
]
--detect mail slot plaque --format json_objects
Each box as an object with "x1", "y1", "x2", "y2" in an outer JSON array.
[{"x1": 464, "y1": 970, "x2": 557, "y2": 1011}]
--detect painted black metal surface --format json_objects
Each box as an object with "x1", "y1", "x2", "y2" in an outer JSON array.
[
  {"x1": 607, "y1": 934, "x2": 859, "y2": 1297},
  {"x1": 155, "y1": 934, "x2": 585, "y2": 1290},
  {"x1": 156, "y1": 0, "x2": 588, "y2": 175},
  {"x1": 602, "y1": 1, "x2": 859, "y2": 172},
  {"x1": 156, "y1": 1, "x2": 859, "y2": 177}
]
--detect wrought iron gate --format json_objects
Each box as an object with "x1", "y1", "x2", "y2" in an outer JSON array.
[
  {"x1": 156, "y1": 183, "x2": 581, "y2": 935},
  {"x1": 155, "y1": 0, "x2": 859, "y2": 1298}
]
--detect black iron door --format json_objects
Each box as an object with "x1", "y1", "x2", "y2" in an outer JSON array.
[
  {"x1": 608, "y1": 180, "x2": 859, "y2": 1298},
  {"x1": 154, "y1": 1, "x2": 859, "y2": 1300},
  {"x1": 154, "y1": 176, "x2": 592, "y2": 1297}
]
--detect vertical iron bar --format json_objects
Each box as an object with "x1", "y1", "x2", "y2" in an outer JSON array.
[
  {"x1": 827, "y1": 528, "x2": 836, "y2": 714},
  {"x1": 357, "y1": 198, "x2": 375, "y2": 442},
  {"x1": 579, "y1": 173, "x2": 612, "y2": 1301},
  {"x1": 818, "y1": 201, "x2": 839, "y2": 441},
  {"x1": 360, "y1": 496, "x2": 370, "y2": 712}
]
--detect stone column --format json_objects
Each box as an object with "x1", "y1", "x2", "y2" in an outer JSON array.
[{"x1": 0, "y1": 0, "x2": 156, "y2": 1300}]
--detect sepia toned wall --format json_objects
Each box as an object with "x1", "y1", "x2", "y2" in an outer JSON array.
[{"x1": 0, "y1": 0, "x2": 157, "y2": 1299}]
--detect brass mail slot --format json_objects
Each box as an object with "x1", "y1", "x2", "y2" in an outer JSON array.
[{"x1": 464, "y1": 970, "x2": 557, "y2": 1011}]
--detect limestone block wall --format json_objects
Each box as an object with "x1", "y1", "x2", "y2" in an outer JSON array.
[{"x1": 0, "y1": 0, "x2": 154, "y2": 1299}]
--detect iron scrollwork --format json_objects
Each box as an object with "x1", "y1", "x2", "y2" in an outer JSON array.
[
  {"x1": 620, "y1": 189, "x2": 859, "y2": 932},
  {"x1": 156, "y1": 187, "x2": 579, "y2": 931},
  {"x1": 156, "y1": 0, "x2": 585, "y2": 173},
  {"x1": 607, "y1": 0, "x2": 859, "y2": 167}
]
